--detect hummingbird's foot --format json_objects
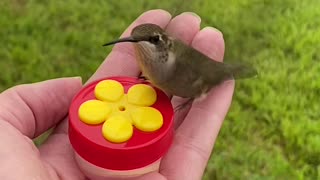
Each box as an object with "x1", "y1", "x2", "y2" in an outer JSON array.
[
  {"x1": 138, "y1": 75, "x2": 148, "y2": 81},
  {"x1": 174, "y1": 98, "x2": 194, "y2": 112}
]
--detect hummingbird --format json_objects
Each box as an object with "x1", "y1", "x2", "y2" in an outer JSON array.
[{"x1": 103, "y1": 23, "x2": 257, "y2": 101}]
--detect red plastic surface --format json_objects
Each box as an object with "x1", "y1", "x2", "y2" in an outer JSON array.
[{"x1": 68, "y1": 77, "x2": 174, "y2": 170}]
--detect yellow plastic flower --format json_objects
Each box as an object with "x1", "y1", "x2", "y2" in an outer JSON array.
[{"x1": 78, "y1": 80, "x2": 163, "y2": 143}]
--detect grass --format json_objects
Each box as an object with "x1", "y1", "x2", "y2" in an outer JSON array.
[{"x1": 1, "y1": 0, "x2": 319, "y2": 179}]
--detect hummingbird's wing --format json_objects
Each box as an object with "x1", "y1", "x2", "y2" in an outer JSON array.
[
  {"x1": 159, "y1": 40, "x2": 256, "y2": 98},
  {"x1": 173, "y1": 40, "x2": 257, "y2": 93}
]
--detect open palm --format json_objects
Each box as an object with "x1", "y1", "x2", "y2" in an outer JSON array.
[{"x1": 0, "y1": 10, "x2": 234, "y2": 180}]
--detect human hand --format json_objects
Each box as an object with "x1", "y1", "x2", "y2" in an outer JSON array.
[{"x1": 0, "y1": 10, "x2": 234, "y2": 180}]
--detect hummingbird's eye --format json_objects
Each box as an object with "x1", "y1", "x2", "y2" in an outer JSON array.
[{"x1": 149, "y1": 35, "x2": 160, "y2": 44}]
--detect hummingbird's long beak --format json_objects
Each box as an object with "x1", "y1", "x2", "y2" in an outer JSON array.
[{"x1": 103, "y1": 36, "x2": 146, "y2": 46}]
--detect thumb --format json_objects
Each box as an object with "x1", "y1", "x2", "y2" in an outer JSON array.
[{"x1": 0, "y1": 77, "x2": 82, "y2": 138}]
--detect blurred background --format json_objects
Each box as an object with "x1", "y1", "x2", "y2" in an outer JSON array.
[{"x1": 0, "y1": 0, "x2": 319, "y2": 179}]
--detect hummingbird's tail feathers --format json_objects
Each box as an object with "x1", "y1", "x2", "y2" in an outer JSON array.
[{"x1": 226, "y1": 63, "x2": 258, "y2": 79}]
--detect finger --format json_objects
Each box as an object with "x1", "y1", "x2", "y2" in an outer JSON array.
[
  {"x1": 165, "y1": 12, "x2": 201, "y2": 45},
  {"x1": 165, "y1": 11, "x2": 202, "y2": 101},
  {"x1": 162, "y1": 82, "x2": 234, "y2": 180},
  {"x1": 88, "y1": 9, "x2": 172, "y2": 83},
  {"x1": 0, "y1": 119, "x2": 54, "y2": 179},
  {"x1": 161, "y1": 28, "x2": 235, "y2": 180},
  {"x1": 134, "y1": 172, "x2": 166, "y2": 180},
  {"x1": 172, "y1": 27, "x2": 225, "y2": 128},
  {"x1": 191, "y1": 27, "x2": 225, "y2": 61},
  {"x1": 38, "y1": 134, "x2": 86, "y2": 179},
  {"x1": 0, "y1": 77, "x2": 82, "y2": 138}
]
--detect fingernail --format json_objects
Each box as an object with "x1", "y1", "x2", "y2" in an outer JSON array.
[
  {"x1": 144, "y1": 9, "x2": 172, "y2": 20},
  {"x1": 72, "y1": 76, "x2": 83, "y2": 84},
  {"x1": 181, "y1": 12, "x2": 201, "y2": 22},
  {"x1": 204, "y1": 26, "x2": 223, "y2": 36}
]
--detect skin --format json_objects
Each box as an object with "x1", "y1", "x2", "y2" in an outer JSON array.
[{"x1": 0, "y1": 9, "x2": 234, "y2": 180}]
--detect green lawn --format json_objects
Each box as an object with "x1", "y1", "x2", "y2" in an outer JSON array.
[{"x1": 1, "y1": 0, "x2": 319, "y2": 179}]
